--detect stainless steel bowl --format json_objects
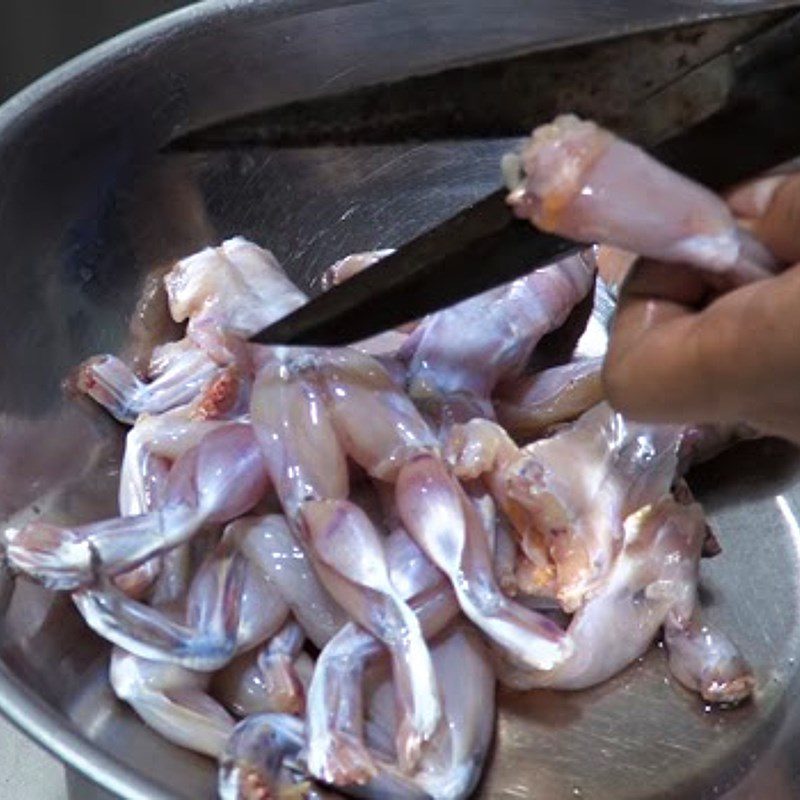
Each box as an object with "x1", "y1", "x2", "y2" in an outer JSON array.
[{"x1": 2, "y1": 2, "x2": 800, "y2": 798}]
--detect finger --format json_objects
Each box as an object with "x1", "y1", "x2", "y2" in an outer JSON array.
[
  {"x1": 727, "y1": 175, "x2": 787, "y2": 218},
  {"x1": 619, "y1": 258, "x2": 710, "y2": 308},
  {"x1": 604, "y1": 261, "x2": 800, "y2": 427},
  {"x1": 728, "y1": 173, "x2": 800, "y2": 264},
  {"x1": 604, "y1": 259, "x2": 722, "y2": 422},
  {"x1": 604, "y1": 297, "x2": 726, "y2": 424}
]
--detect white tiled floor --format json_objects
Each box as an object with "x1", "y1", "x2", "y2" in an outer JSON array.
[{"x1": 0, "y1": 716, "x2": 67, "y2": 800}]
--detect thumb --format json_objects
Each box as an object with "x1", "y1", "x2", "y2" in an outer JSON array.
[
  {"x1": 603, "y1": 259, "x2": 800, "y2": 436},
  {"x1": 728, "y1": 172, "x2": 800, "y2": 264}
]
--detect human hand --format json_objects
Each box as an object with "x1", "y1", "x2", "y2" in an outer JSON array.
[{"x1": 602, "y1": 173, "x2": 800, "y2": 443}]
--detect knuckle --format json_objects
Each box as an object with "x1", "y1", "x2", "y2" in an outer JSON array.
[{"x1": 601, "y1": 354, "x2": 639, "y2": 416}]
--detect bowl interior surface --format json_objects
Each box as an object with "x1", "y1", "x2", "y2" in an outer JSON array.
[{"x1": 1, "y1": 2, "x2": 800, "y2": 799}]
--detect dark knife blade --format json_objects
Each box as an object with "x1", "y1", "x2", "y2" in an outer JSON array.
[
  {"x1": 251, "y1": 190, "x2": 578, "y2": 346},
  {"x1": 253, "y1": 8, "x2": 800, "y2": 347}
]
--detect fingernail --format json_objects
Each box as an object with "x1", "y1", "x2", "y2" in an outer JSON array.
[{"x1": 727, "y1": 175, "x2": 786, "y2": 218}]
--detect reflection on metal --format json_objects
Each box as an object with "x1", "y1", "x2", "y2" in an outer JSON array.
[
  {"x1": 247, "y1": 8, "x2": 800, "y2": 347},
  {"x1": 171, "y1": 4, "x2": 799, "y2": 150}
]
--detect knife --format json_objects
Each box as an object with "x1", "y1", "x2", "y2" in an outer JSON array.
[{"x1": 183, "y1": 6, "x2": 800, "y2": 346}]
